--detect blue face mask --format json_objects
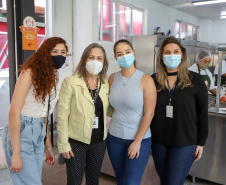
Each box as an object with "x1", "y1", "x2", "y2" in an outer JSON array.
[
  {"x1": 117, "y1": 53, "x2": 135, "y2": 68},
  {"x1": 163, "y1": 54, "x2": 181, "y2": 69}
]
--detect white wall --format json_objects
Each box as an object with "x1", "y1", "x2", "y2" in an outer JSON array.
[
  {"x1": 51, "y1": 0, "x2": 225, "y2": 77},
  {"x1": 212, "y1": 19, "x2": 226, "y2": 45},
  {"x1": 199, "y1": 19, "x2": 226, "y2": 45},
  {"x1": 120, "y1": 0, "x2": 201, "y2": 36},
  {"x1": 49, "y1": 0, "x2": 73, "y2": 122},
  {"x1": 91, "y1": 0, "x2": 202, "y2": 76},
  {"x1": 73, "y1": 0, "x2": 94, "y2": 72},
  {"x1": 51, "y1": 0, "x2": 73, "y2": 88}
]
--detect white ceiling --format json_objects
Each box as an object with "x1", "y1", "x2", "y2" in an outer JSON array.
[{"x1": 153, "y1": 0, "x2": 226, "y2": 20}]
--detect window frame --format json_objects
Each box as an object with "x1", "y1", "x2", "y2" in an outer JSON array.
[
  {"x1": 99, "y1": 0, "x2": 145, "y2": 42},
  {"x1": 175, "y1": 20, "x2": 199, "y2": 40}
]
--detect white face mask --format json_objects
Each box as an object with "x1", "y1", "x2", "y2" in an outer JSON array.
[{"x1": 86, "y1": 60, "x2": 103, "y2": 75}]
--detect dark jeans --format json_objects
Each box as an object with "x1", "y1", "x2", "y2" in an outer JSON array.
[
  {"x1": 152, "y1": 141, "x2": 196, "y2": 185},
  {"x1": 107, "y1": 133, "x2": 152, "y2": 185}
]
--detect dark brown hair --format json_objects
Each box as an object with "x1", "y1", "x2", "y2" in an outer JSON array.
[
  {"x1": 113, "y1": 39, "x2": 137, "y2": 68},
  {"x1": 74, "y1": 43, "x2": 108, "y2": 83},
  {"x1": 18, "y1": 37, "x2": 68, "y2": 102}
]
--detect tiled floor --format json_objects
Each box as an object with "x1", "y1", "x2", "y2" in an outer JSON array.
[
  {"x1": 0, "y1": 138, "x2": 223, "y2": 185},
  {"x1": 42, "y1": 147, "x2": 223, "y2": 185}
]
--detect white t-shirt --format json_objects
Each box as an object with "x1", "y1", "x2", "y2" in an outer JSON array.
[
  {"x1": 188, "y1": 63, "x2": 214, "y2": 91},
  {"x1": 214, "y1": 60, "x2": 226, "y2": 75}
]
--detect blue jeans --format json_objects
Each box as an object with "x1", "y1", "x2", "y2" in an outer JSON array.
[
  {"x1": 2, "y1": 115, "x2": 46, "y2": 185},
  {"x1": 107, "y1": 133, "x2": 151, "y2": 185},
  {"x1": 152, "y1": 141, "x2": 196, "y2": 185}
]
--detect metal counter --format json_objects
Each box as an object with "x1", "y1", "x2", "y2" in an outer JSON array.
[{"x1": 189, "y1": 95, "x2": 226, "y2": 185}]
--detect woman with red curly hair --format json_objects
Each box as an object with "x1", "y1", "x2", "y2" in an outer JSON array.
[{"x1": 2, "y1": 37, "x2": 68, "y2": 185}]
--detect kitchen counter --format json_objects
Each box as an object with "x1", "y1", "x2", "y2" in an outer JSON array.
[{"x1": 189, "y1": 94, "x2": 226, "y2": 184}]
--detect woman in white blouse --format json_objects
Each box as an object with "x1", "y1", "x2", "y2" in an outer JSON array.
[{"x1": 2, "y1": 37, "x2": 68, "y2": 185}]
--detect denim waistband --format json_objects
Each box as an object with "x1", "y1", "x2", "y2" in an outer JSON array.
[{"x1": 20, "y1": 115, "x2": 45, "y2": 124}]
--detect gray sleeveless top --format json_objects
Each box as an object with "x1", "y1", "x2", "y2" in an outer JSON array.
[{"x1": 109, "y1": 69, "x2": 152, "y2": 140}]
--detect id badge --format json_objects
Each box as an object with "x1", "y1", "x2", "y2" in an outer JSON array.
[
  {"x1": 166, "y1": 105, "x2": 173, "y2": 118},
  {"x1": 93, "y1": 116, "x2": 99, "y2": 129}
]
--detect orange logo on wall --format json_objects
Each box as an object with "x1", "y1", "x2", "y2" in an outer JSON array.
[{"x1": 19, "y1": 16, "x2": 40, "y2": 50}]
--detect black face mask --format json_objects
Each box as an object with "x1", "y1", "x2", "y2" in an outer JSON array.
[{"x1": 51, "y1": 55, "x2": 66, "y2": 69}]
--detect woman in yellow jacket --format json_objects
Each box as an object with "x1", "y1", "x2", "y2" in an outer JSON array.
[{"x1": 57, "y1": 43, "x2": 109, "y2": 185}]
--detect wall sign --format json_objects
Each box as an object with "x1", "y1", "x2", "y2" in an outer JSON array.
[{"x1": 19, "y1": 16, "x2": 40, "y2": 50}]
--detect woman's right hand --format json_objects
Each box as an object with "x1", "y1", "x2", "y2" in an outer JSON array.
[
  {"x1": 62, "y1": 150, "x2": 75, "y2": 159},
  {"x1": 10, "y1": 153, "x2": 23, "y2": 173}
]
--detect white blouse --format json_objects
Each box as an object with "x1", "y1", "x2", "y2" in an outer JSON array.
[{"x1": 21, "y1": 85, "x2": 58, "y2": 118}]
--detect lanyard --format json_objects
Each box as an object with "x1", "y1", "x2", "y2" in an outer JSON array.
[
  {"x1": 166, "y1": 78, "x2": 178, "y2": 105},
  {"x1": 88, "y1": 78, "x2": 101, "y2": 107}
]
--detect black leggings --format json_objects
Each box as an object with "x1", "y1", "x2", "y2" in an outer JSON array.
[{"x1": 66, "y1": 139, "x2": 106, "y2": 185}]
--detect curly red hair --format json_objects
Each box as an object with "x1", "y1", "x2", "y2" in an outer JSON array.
[{"x1": 18, "y1": 37, "x2": 68, "y2": 103}]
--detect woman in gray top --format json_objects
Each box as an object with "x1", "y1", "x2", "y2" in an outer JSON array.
[{"x1": 107, "y1": 39, "x2": 157, "y2": 185}]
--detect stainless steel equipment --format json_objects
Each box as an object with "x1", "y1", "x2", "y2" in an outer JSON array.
[
  {"x1": 189, "y1": 109, "x2": 226, "y2": 185},
  {"x1": 208, "y1": 45, "x2": 218, "y2": 74},
  {"x1": 131, "y1": 35, "x2": 215, "y2": 76},
  {"x1": 180, "y1": 39, "x2": 197, "y2": 65},
  {"x1": 131, "y1": 35, "x2": 166, "y2": 75}
]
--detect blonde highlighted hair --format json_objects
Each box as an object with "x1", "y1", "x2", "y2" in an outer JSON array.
[
  {"x1": 74, "y1": 43, "x2": 109, "y2": 83},
  {"x1": 156, "y1": 37, "x2": 192, "y2": 91}
]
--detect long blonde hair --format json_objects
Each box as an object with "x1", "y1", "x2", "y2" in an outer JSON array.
[
  {"x1": 156, "y1": 37, "x2": 192, "y2": 91},
  {"x1": 74, "y1": 43, "x2": 109, "y2": 83}
]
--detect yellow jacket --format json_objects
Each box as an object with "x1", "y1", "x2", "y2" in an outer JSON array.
[{"x1": 57, "y1": 74, "x2": 109, "y2": 153}]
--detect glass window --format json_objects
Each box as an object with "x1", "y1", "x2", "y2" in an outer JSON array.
[
  {"x1": 98, "y1": 0, "x2": 101, "y2": 41},
  {"x1": 34, "y1": 0, "x2": 45, "y2": 23},
  {"x1": 0, "y1": 2, "x2": 9, "y2": 132},
  {"x1": 187, "y1": 25, "x2": 192, "y2": 40},
  {"x1": 180, "y1": 23, "x2": 187, "y2": 39},
  {"x1": 119, "y1": 5, "x2": 131, "y2": 40},
  {"x1": 175, "y1": 21, "x2": 180, "y2": 38},
  {"x1": 0, "y1": 0, "x2": 7, "y2": 18},
  {"x1": 132, "y1": 9, "x2": 142, "y2": 36},
  {"x1": 37, "y1": 26, "x2": 46, "y2": 48},
  {"x1": 99, "y1": 0, "x2": 144, "y2": 42},
  {"x1": 193, "y1": 27, "x2": 198, "y2": 40},
  {"x1": 0, "y1": 32, "x2": 8, "y2": 69},
  {"x1": 102, "y1": 0, "x2": 117, "y2": 42},
  {"x1": 176, "y1": 21, "x2": 198, "y2": 41},
  {"x1": 34, "y1": 0, "x2": 46, "y2": 48}
]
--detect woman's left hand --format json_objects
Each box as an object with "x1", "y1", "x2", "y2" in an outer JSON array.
[
  {"x1": 128, "y1": 140, "x2": 141, "y2": 159},
  {"x1": 45, "y1": 148, "x2": 55, "y2": 165},
  {"x1": 194, "y1": 145, "x2": 203, "y2": 162}
]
